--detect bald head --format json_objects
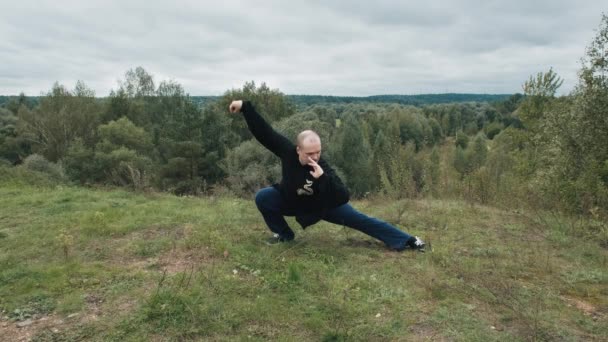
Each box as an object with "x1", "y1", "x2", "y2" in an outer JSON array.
[
  {"x1": 297, "y1": 130, "x2": 321, "y2": 147},
  {"x1": 296, "y1": 130, "x2": 322, "y2": 165}
]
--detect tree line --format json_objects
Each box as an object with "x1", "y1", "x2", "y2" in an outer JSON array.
[{"x1": 0, "y1": 72, "x2": 515, "y2": 194}]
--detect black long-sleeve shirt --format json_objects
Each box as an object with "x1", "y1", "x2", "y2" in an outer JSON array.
[{"x1": 241, "y1": 101, "x2": 350, "y2": 222}]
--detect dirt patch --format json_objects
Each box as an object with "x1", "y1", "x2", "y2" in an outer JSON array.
[
  {"x1": 97, "y1": 223, "x2": 205, "y2": 268},
  {"x1": 409, "y1": 323, "x2": 447, "y2": 341},
  {"x1": 561, "y1": 296, "x2": 605, "y2": 320},
  {"x1": 1, "y1": 295, "x2": 104, "y2": 341},
  {"x1": 80, "y1": 293, "x2": 104, "y2": 324},
  {"x1": 0, "y1": 314, "x2": 70, "y2": 342},
  {"x1": 0, "y1": 291, "x2": 147, "y2": 342},
  {"x1": 113, "y1": 245, "x2": 220, "y2": 275},
  {"x1": 140, "y1": 223, "x2": 192, "y2": 240},
  {"x1": 157, "y1": 246, "x2": 217, "y2": 275}
]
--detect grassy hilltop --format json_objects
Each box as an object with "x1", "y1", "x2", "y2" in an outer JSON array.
[{"x1": 0, "y1": 170, "x2": 606, "y2": 341}]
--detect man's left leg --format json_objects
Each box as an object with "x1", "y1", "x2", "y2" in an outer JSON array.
[
  {"x1": 255, "y1": 187, "x2": 295, "y2": 241},
  {"x1": 323, "y1": 203, "x2": 424, "y2": 251}
]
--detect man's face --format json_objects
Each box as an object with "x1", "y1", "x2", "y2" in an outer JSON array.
[{"x1": 297, "y1": 140, "x2": 322, "y2": 165}]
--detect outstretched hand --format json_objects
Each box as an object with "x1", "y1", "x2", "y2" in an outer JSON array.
[
  {"x1": 307, "y1": 157, "x2": 324, "y2": 179},
  {"x1": 229, "y1": 100, "x2": 243, "y2": 113}
]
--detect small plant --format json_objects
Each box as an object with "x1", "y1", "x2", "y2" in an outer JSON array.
[
  {"x1": 56, "y1": 228, "x2": 75, "y2": 260},
  {"x1": 8, "y1": 295, "x2": 56, "y2": 321},
  {"x1": 93, "y1": 211, "x2": 106, "y2": 225},
  {"x1": 589, "y1": 206, "x2": 608, "y2": 248}
]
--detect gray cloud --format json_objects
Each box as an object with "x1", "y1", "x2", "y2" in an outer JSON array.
[{"x1": 0, "y1": 0, "x2": 605, "y2": 96}]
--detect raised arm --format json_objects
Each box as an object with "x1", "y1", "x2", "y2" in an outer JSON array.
[{"x1": 229, "y1": 100, "x2": 294, "y2": 158}]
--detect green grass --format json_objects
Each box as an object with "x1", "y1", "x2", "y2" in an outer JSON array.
[{"x1": 0, "y1": 178, "x2": 607, "y2": 341}]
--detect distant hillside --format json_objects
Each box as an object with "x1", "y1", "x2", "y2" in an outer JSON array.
[
  {"x1": 1, "y1": 93, "x2": 513, "y2": 110},
  {"x1": 0, "y1": 95, "x2": 41, "y2": 109},
  {"x1": 286, "y1": 93, "x2": 512, "y2": 107},
  {"x1": 189, "y1": 93, "x2": 513, "y2": 108}
]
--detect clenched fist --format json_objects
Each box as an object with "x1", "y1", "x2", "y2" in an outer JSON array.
[
  {"x1": 307, "y1": 157, "x2": 324, "y2": 179},
  {"x1": 229, "y1": 100, "x2": 243, "y2": 113}
]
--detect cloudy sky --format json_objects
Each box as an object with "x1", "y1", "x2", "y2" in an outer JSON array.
[{"x1": 1, "y1": 0, "x2": 605, "y2": 96}]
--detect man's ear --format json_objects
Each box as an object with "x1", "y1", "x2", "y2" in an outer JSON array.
[{"x1": 296, "y1": 145, "x2": 300, "y2": 153}]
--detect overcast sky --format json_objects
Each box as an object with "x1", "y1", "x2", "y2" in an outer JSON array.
[{"x1": 1, "y1": 0, "x2": 605, "y2": 96}]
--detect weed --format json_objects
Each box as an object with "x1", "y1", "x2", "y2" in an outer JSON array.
[{"x1": 56, "y1": 228, "x2": 75, "y2": 261}]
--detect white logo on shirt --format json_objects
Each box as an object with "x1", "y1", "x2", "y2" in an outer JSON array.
[{"x1": 297, "y1": 179, "x2": 314, "y2": 196}]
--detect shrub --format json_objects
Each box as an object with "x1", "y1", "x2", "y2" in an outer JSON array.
[{"x1": 22, "y1": 154, "x2": 66, "y2": 181}]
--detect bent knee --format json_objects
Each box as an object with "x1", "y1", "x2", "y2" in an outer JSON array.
[
  {"x1": 255, "y1": 187, "x2": 277, "y2": 209},
  {"x1": 254, "y1": 189, "x2": 265, "y2": 208}
]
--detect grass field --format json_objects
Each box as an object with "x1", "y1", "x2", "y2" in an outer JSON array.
[{"x1": 0, "y1": 174, "x2": 607, "y2": 341}]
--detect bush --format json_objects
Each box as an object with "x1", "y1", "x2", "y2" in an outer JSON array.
[
  {"x1": 455, "y1": 131, "x2": 469, "y2": 149},
  {"x1": 221, "y1": 140, "x2": 280, "y2": 196},
  {"x1": 0, "y1": 164, "x2": 60, "y2": 187},
  {"x1": 0, "y1": 157, "x2": 12, "y2": 167},
  {"x1": 484, "y1": 122, "x2": 503, "y2": 140},
  {"x1": 22, "y1": 154, "x2": 66, "y2": 181}
]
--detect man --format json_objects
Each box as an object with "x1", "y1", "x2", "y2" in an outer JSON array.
[{"x1": 229, "y1": 100, "x2": 425, "y2": 251}]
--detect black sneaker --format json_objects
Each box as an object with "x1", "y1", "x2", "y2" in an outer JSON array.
[
  {"x1": 265, "y1": 234, "x2": 293, "y2": 245},
  {"x1": 407, "y1": 236, "x2": 426, "y2": 251}
]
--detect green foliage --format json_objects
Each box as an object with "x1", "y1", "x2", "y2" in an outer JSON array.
[
  {"x1": 451, "y1": 134, "x2": 493, "y2": 202},
  {"x1": 220, "y1": 81, "x2": 296, "y2": 142},
  {"x1": 470, "y1": 135, "x2": 488, "y2": 169},
  {"x1": 425, "y1": 102, "x2": 483, "y2": 136},
  {"x1": 0, "y1": 93, "x2": 38, "y2": 114},
  {"x1": 494, "y1": 93, "x2": 524, "y2": 117},
  {"x1": 98, "y1": 117, "x2": 153, "y2": 153},
  {"x1": 484, "y1": 121, "x2": 503, "y2": 140},
  {"x1": 197, "y1": 103, "x2": 235, "y2": 184},
  {"x1": 0, "y1": 164, "x2": 62, "y2": 188},
  {"x1": 0, "y1": 107, "x2": 30, "y2": 164},
  {"x1": 579, "y1": 14, "x2": 608, "y2": 90},
  {"x1": 123, "y1": 66, "x2": 156, "y2": 98},
  {"x1": 519, "y1": 68, "x2": 563, "y2": 131},
  {"x1": 63, "y1": 139, "x2": 99, "y2": 184},
  {"x1": 22, "y1": 154, "x2": 66, "y2": 182},
  {"x1": 428, "y1": 117, "x2": 444, "y2": 143},
  {"x1": 371, "y1": 129, "x2": 397, "y2": 192},
  {"x1": 93, "y1": 118, "x2": 153, "y2": 189},
  {"x1": 455, "y1": 131, "x2": 469, "y2": 149},
  {"x1": 453, "y1": 146, "x2": 469, "y2": 179},
  {"x1": 17, "y1": 81, "x2": 101, "y2": 162},
  {"x1": 428, "y1": 147, "x2": 441, "y2": 196},
  {"x1": 56, "y1": 228, "x2": 74, "y2": 261},
  {"x1": 378, "y1": 143, "x2": 423, "y2": 199},
  {"x1": 492, "y1": 15, "x2": 608, "y2": 214},
  {"x1": 103, "y1": 67, "x2": 157, "y2": 127},
  {"x1": 274, "y1": 111, "x2": 334, "y2": 143},
  {"x1": 0, "y1": 66, "x2": 514, "y2": 200},
  {"x1": 221, "y1": 140, "x2": 280, "y2": 196},
  {"x1": 150, "y1": 82, "x2": 207, "y2": 194},
  {"x1": 567, "y1": 14, "x2": 608, "y2": 210},
  {"x1": 330, "y1": 115, "x2": 375, "y2": 196},
  {"x1": 103, "y1": 70, "x2": 234, "y2": 194},
  {"x1": 0, "y1": 108, "x2": 18, "y2": 144}
]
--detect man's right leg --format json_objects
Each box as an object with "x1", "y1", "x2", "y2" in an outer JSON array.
[{"x1": 255, "y1": 187, "x2": 295, "y2": 241}]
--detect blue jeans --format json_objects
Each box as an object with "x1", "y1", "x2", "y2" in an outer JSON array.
[{"x1": 255, "y1": 187, "x2": 413, "y2": 250}]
